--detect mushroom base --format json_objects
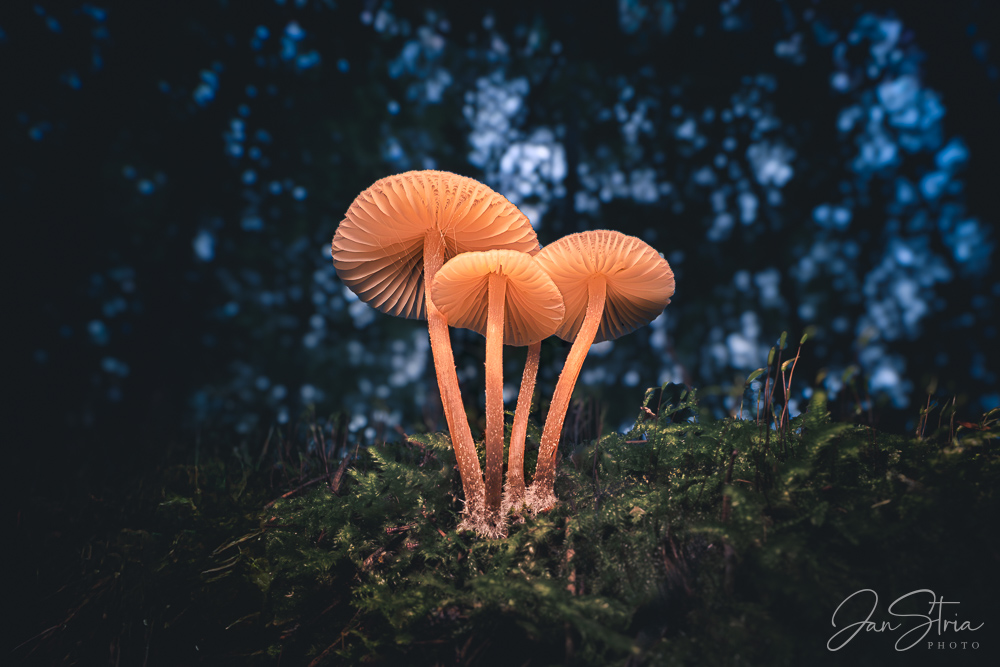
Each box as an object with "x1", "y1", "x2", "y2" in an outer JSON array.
[
  {"x1": 457, "y1": 507, "x2": 508, "y2": 539},
  {"x1": 523, "y1": 483, "x2": 558, "y2": 515}
]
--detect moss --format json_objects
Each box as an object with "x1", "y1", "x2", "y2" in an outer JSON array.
[{"x1": 13, "y1": 388, "x2": 1000, "y2": 665}]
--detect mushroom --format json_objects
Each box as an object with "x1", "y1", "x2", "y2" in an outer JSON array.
[
  {"x1": 505, "y1": 338, "x2": 541, "y2": 510},
  {"x1": 331, "y1": 171, "x2": 538, "y2": 524},
  {"x1": 432, "y1": 249, "x2": 564, "y2": 532},
  {"x1": 528, "y1": 230, "x2": 675, "y2": 511}
]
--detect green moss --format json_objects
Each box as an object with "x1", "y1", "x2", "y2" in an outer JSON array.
[{"x1": 14, "y1": 388, "x2": 1000, "y2": 665}]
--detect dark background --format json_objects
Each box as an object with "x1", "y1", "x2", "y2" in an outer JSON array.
[{"x1": 3, "y1": 0, "x2": 998, "y2": 487}]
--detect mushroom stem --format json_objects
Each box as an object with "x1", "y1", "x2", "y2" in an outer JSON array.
[
  {"x1": 423, "y1": 231, "x2": 486, "y2": 516},
  {"x1": 484, "y1": 271, "x2": 507, "y2": 520},
  {"x1": 505, "y1": 341, "x2": 540, "y2": 508},
  {"x1": 530, "y1": 275, "x2": 608, "y2": 509}
]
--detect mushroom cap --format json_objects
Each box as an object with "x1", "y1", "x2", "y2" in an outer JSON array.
[
  {"x1": 534, "y1": 230, "x2": 675, "y2": 344},
  {"x1": 331, "y1": 170, "x2": 538, "y2": 320},
  {"x1": 432, "y1": 249, "x2": 565, "y2": 347}
]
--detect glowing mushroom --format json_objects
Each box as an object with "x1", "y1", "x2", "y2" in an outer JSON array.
[
  {"x1": 432, "y1": 249, "x2": 564, "y2": 532},
  {"x1": 331, "y1": 171, "x2": 538, "y2": 526},
  {"x1": 528, "y1": 230, "x2": 675, "y2": 511}
]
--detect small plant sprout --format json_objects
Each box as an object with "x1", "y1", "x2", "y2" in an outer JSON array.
[
  {"x1": 740, "y1": 368, "x2": 766, "y2": 420},
  {"x1": 760, "y1": 346, "x2": 776, "y2": 431},
  {"x1": 528, "y1": 230, "x2": 675, "y2": 512},
  {"x1": 778, "y1": 331, "x2": 809, "y2": 432},
  {"x1": 331, "y1": 171, "x2": 538, "y2": 524},
  {"x1": 432, "y1": 249, "x2": 564, "y2": 534},
  {"x1": 917, "y1": 377, "x2": 939, "y2": 439}
]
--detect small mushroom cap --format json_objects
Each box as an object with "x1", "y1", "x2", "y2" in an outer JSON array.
[
  {"x1": 332, "y1": 170, "x2": 538, "y2": 320},
  {"x1": 432, "y1": 249, "x2": 565, "y2": 347},
  {"x1": 535, "y1": 230, "x2": 675, "y2": 343}
]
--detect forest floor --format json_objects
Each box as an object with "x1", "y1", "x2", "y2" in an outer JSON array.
[{"x1": 11, "y1": 386, "x2": 1000, "y2": 666}]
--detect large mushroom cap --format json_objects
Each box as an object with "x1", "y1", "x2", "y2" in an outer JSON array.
[
  {"x1": 331, "y1": 170, "x2": 538, "y2": 320},
  {"x1": 535, "y1": 230, "x2": 675, "y2": 343},
  {"x1": 432, "y1": 249, "x2": 565, "y2": 347}
]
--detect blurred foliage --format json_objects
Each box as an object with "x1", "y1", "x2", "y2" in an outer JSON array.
[
  {"x1": 6, "y1": 0, "x2": 999, "y2": 462},
  {"x1": 13, "y1": 388, "x2": 1000, "y2": 665}
]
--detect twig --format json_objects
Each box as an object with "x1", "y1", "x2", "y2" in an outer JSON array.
[
  {"x1": 201, "y1": 555, "x2": 240, "y2": 575},
  {"x1": 212, "y1": 530, "x2": 265, "y2": 556},
  {"x1": 264, "y1": 474, "x2": 332, "y2": 509},
  {"x1": 12, "y1": 624, "x2": 62, "y2": 653},
  {"x1": 13, "y1": 591, "x2": 95, "y2": 654},
  {"x1": 308, "y1": 610, "x2": 362, "y2": 667},
  {"x1": 385, "y1": 523, "x2": 416, "y2": 535},
  {"x1": 330, "y1": 442, "x2": 359, "y2": 496}
]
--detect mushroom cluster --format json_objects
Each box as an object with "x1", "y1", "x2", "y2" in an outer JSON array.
[{"x1": 332, "y1": 170, "x2": 675, "y2": 536}]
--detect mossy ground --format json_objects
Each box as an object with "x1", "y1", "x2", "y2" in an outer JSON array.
[{"x1": 12, "y1": 386, "x2": 1000, "y2": 666}]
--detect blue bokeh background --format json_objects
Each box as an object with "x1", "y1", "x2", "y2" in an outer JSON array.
[{"x1": 5, "y1": 0, "x2": 998, "y2": 470}]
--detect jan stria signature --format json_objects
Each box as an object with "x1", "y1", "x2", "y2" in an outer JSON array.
[{"x1": 827, "y1": 589, "x2": 984, "y2": 652}]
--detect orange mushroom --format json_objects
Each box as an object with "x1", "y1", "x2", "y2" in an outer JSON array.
[
  {"x1": 506, "y1": 338, "x2": 541, "y2": 510},
  {"x1": 433, "y1": 249, "x2": 564, "y2": 533},
  {"x1": 331, "y1": 171, "x2": 538, "y2": 525},
  {"x1": 528, "y1": 230, "x2": 675, "y2": 511},
  {"x1": 505, "y1": 244, "x2": 550, "y2": 511}
]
